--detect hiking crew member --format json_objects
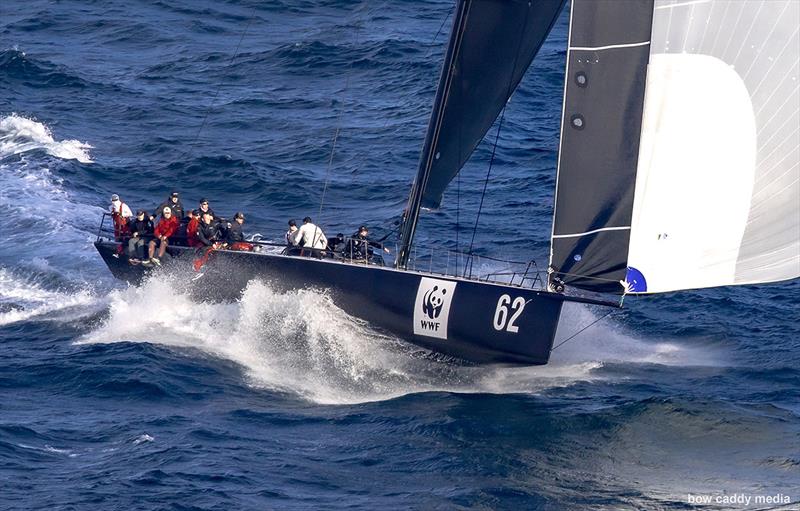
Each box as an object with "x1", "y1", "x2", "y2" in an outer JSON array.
[
  {"x1": 197, "y1": 211, "x2": 221, "y2": 248},
  {"x1": 198, "y1": 198, "x2": 216, "y2": 220},
  {"x1": 192, "y1": 211, "x2": 222, "y2": 271},
  {"x1": 345, "y1": 225, "x2": 390, "y2": 260},
  {"x1": 146, "y1": 206, "x2": 179, "y2": 265},
  {"x1": 285, "y1": 219, "x2": 298, "y2": 246},
  {"x1": 154, "y1": 191, "x2": 184, "y2": 222},
  {"x1": 110, "y1": 193, "x2": 133, "y2": 241},
  {"x1": 291, "y1": 217, "x2": 327, "y2": 249},
  {"x1": 186, "y1": 209, "x2": 202, "y2": 247},
  {"x1": 225, "y1": 212, "x2": 253, "y2": 251},
  {"x1": 127, "y1": 210, "x2": 153, "y2": 263}
]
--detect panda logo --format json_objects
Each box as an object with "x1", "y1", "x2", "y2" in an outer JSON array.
[{"x1": 422, "y1": 285, "x2": 447, "y2": 319}]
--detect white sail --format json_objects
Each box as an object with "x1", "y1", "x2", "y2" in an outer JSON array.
[{"x1": 626, "y1": 0, "x2": 800, "y2": 293}]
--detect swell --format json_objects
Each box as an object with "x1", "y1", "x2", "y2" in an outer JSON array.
[{"x1": 0, "y1": 49, "x2": 89, "y2": 89}]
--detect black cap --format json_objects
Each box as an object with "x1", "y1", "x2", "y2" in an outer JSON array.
[
  {"x1": 234, "y1": 212, "x2": 244, "y2": 220},
  {"x1": 191, "y1": 209, "x2": 199, "y2": 216},
  {"x1": 303, "y1": 216, "x2": 312, "y2": 223},
  {"x1": 288, "y1": 219, "x2": 296, "y2": 227},
  {"x1": 359, "y1": 225, "x2": 367, "y2": 231},
  {"x1": 171, "y1": 191, "x2": 179, "y2": 197},
  {"x1": 199, "y1": 198, "x2": 209, "y2": 204}
]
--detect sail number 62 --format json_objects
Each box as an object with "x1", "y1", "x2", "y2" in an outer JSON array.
[{"x1": 493, "y1": 294, "x2": 525, "y2": 333}]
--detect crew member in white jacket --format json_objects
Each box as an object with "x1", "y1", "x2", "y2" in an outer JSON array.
[
  {"x1": 290, "y1": 216, "x2": 328, "y2": 249},
  {"x1": 109, "y1": 193, "x2": 133, "y2": 219}
]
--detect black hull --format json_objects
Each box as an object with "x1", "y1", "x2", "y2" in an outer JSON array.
[{"x1": 95, "y1": 241, "x2": 572, "y2": 364}]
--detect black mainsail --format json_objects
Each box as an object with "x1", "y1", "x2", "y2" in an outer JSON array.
[
  {"x1": 548, "y1": 0, "x2": 654, "y2": 293},
  {"x1": 398, "y1": 0, "x2": 566, "y2": 268}
]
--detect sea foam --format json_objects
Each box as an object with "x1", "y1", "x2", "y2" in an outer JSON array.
[
  {"x1": 77, "y1": 271, "x2": 714, "y2": 405},
  {"x1": 0, "y1": 114, "x2": 93, "y2": 163}
]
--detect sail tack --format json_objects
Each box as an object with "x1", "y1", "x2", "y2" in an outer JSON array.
[{"x1": 550, "y1": 0, "x2": 800, "y2": 294}]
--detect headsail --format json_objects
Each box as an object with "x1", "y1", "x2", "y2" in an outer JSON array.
[
  {"x1": 549, "y1": 0, "x2": 656, "y2": 293},
  {"x1": 550, "y1": 0, "x2": 800, "y2": 294},
  {"x1": 627, "y1": 0, "x2": 800, "y2": 293},
  {"x1": 398, "y1": 0, "x2": 566, "y2": 268}
]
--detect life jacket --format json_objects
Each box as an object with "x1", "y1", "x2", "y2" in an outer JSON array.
[
  {"x1": 112, "y1": 202, "x2": 130, "y2": 240},
  {"x1": 186, "y1": 217, "x2": 202, "y2": 247}
]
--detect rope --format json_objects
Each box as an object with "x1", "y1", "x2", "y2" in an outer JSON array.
[
  {"x1": 455, "y1": 168, "x2": 460, "y2": 273},
  {"x1": 358, "y1": 1, "x2": 455, "y2": 178},
  {"x1": 464, "y1": 103, "x2": 506, "y2": 273},
  {"x1": 464, "y1": 5, "x2": 531, "y2": 277},
  {"x1": 550, "y1": 309, "x2": 617, "y2": 352},
  {"x1": 317, "y1": 79, "x2": 349, "y2": 218},
  {"x1": 189, "y1": 8, "x2": 257, "y2": 154},
  {"x1": 318, "y1": 8, "x2": 366, "y2": 218}
]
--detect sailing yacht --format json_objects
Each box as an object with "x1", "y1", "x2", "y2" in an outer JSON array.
[{"x1": 96, "y1": 0, "x2": 800, "y2": 365}]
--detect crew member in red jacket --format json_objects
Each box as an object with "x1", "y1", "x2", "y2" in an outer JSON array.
[
  {"x1": 186, "y1": 209, "x2": 202, "y2": 247},
  {"x1": 146, "y1": 206, "x2": 179, "y2": 265}
]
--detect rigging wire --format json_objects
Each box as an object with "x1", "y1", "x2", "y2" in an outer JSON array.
[
  {"x1": 360, "y1": 2, "x2": 455, "y2": 175},
  {"x1": 318, "y1": 4, "x2": 369, "y2": 219},
  {"x1": 317, "y1": 71, "x2": 353, "y2": 218},
  {"x1": 464, "y1": 104, "x2": 507, "y2": 277},
  {"x1": 188, "y1": 8, "x2": 258, "y2": 157},
  {"x1": 549, "y1": 308, "x2": 618, "y2": 352},
  {"x1": 463, "y1": 6, "x2": 532, "y2": 277}
]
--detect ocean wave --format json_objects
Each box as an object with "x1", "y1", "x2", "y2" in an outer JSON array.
[
  {"x1": 0, "y1": 268, "x2": 100, "y2": 327},
  {"x1": 75, "y1": 269, "x2": 721, "y2": 405},
  {"x1": 0, "y1": 114, "x2": 93, "y2": 163},
  {"x1": 0, "y1": 49, "x2": 89, "y2": 89}
]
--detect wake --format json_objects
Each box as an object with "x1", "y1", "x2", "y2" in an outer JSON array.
[{"x1": 78, "y1": 273, "x2": 721, "y2": 405}]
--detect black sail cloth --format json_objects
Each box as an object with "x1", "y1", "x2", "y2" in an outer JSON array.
[{"x1": 549, "y1": 0, "x2": 655, "y2": 294}]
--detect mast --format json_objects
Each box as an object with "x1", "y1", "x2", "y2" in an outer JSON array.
[{"x1": 397, "y1": 1, "x2": 471, "y2": 269}]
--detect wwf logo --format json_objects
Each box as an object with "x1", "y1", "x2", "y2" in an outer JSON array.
[{"x1": 422, "y1": 285, "x2": 447, "y2": 319}]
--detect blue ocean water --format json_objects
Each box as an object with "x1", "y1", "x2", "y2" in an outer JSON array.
[{"x1": 1, "y1": 1, "x2": 798, "y2": 509}]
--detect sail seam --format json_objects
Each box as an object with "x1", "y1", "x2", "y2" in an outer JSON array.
[
  {"x1": 552, "y1": 226, "x2": 631, "y2": 239},
  {"x1": 570, "y1": 41, "x2": 650, "y2": 51},
  {"x1": 655, "y1": 0, "x2": 710, "y2": 11}
]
